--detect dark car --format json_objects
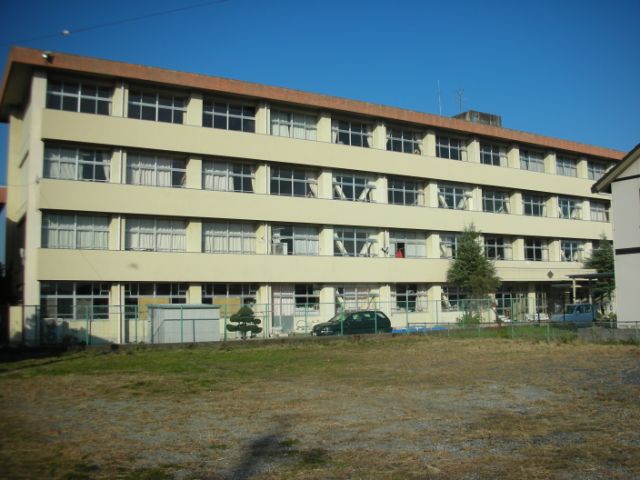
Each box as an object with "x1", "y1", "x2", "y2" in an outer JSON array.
[{"x1": 311, "y1": 310, "x2": 392, "y2": 336}]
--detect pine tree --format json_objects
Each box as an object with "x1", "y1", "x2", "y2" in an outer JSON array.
[
  {"x1": 584, "y1": 234, "x2": 615, "y2": 303},
  {"x1": 446, "y1": 224, "x2": 501, "y2": 302},
  {"x1": 226, "y1": 305, "x2": 263, "y2": 339}
]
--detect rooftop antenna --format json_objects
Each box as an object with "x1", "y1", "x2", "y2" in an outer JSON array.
[
  {"x1": 437, "y1": 80, "x2": 442, "y2": 116},
  {"x1": 456, "y1": 88, "x2": 465, "y2": 113}
]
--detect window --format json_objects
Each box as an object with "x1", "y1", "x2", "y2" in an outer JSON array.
[
  {"x1": 482, "y1": 190, "x2": 510, "y2": 214},
  {"x1": 590, "y1": 201, "x2": 609, "y2": 222},
  {"x1": 203, "y1": 101, "x2": 255, "y2": 132},
  {"x1": 272, "y1": 225, "x2": 318, "y2": 256},
  {"x1": 335, "y1": 285, "x2": 378, "y2": 311},
  {"x1": 293, "y1": 284, "x2": 320, "y2": 312},
  {"x1": 270, "y1": 110, "x2": 316, "y2": 140},
  {"x1": 480, "y1": 143, "x2": 507, "y2": 166},
  {"x1": 556, "y1": 156, "x2": 577, "y2": 177},
  {"x1": 203, "y1": 159, "x2": 254, "y2": 192},
  {"x1": 40, "y1": 282, "x2": 110, "y2": 320},
  {"x1": 331, "y1": 119, "x2": 372, "y2": 147},
  {"x1": 520, "y1": 150, "x2": 545, "y2": 173},
  {"x1": 558, "y1": 197, "x2": 581, "y2": 219},
  {"x1": 334, "y1": 228, "x2": 377, "y2": 257},
  {"x1": 588, "y1": 161, "x2": 607, "y2": 180},
  {"x1": 436, "y1": 136, "x2": 466, "y2": 160},
  {"x1": 44, "y1": 145, "x2": 110, "y2": 182},
  {"x1": 523, "y1": 194, "x2": 546, "y2": 217},
  {"x1": 392, "y1": 284, "x2": 427, "y2": 312},
  {"x1": 389, "y1": 230, "x2": 426, "y2": 258},
  {"x1": 128, "y1": 90, "x2": 185, "y2": 123},
  {"x1": 203, "y1": 222, "x2": 255, "y2": 254},
  {"x1": 125, "y1": 217, "x2": 186, "y2": 252},
  {"x1": 46, "y1": 79, "x2": 111, "y2": 115},
  {"x1": 495, "y1": 288, "x2": 517, "y2": 318},
  {"x1": 202, "y1": 283, "x2": 257, "y2": 306},
  {"x1": 484, "y1": 236, "x2": 512, "y2": 260},
  {"x1": 126, "y1": 152, "x2": 186, "y2": 188},
  {"x1": 387, "y1": 178, "x2": 424, "y2": 206},
  {"x1": 42, "y1": 212, "x2": 109, "y2": 250},
  {"x1": 438, "y1": 184, "x2": 471, "y2": 210},
  {"x1": 333, "y1": 173, "x2": 375, "y2": 202},
  {"x1": 125, "y1": 283, "x2": 187, "y2": 320},
  {"x1": 561, "y1": 240, "x2": 582, "y2": 262},
  {"x1": 440, "y1": 234, "x2": 461, "y2": 259},
  {"x1": 441, "y1": 286, "x2": 467, "y2": 311},
  {"x1": 386, "y1": 128, "x2": 422, "y2": 154},
  {"x1": 271, "y1": 167, "x2": 317, "y2": 197},
  {"x1": 524, "y1": 238, "x2": 548, "y2": 261}
]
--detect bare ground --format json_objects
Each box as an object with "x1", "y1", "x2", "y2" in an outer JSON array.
[{"x1": 1, "y1": 336, "x2": 639, "y2": 479}]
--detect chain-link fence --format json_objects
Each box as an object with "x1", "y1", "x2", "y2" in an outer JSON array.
[{"x1": 5, "y1": 300, "x2": 637, "y2": 346}]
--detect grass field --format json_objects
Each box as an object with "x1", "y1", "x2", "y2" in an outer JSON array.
[{"x1": 1, "y1": 335, "x2": 639, "y2": 479}]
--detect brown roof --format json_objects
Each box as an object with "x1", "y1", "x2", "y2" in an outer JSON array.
[{"x1": 0, "y1": 46, "x2": 625, "y2": 161}]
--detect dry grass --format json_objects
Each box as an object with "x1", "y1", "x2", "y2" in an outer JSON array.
[{"x1": 1, "y1": 336, "x2": 639, "y2": 479}]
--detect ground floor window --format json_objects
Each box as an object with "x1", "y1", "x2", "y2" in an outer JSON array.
[
  {"x1": 202, "y1": 283, "x2": 257, "y2": 307},
  {"x1": 335, "y1": 285, "x2": 379, "y2": 311},
  {"x1": 124, "y1": 283, "x2": 187, "y2": 319},
  {"x1": 392, "y1": 284, "x2": 428, "y2": 312},
  {"x1": 40, "y1": 281, "x2": 110, "y2": 320},
  {"x1": 441, "y1": 286, "x2": 467, "y2": 312},
  {"x1": 272, "y1": 284, "x2": 321, "y2": 332}
]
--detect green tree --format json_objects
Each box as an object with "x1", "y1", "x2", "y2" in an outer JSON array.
[
  {"x1": 226, "y1": 305, "x2": 263, "y2": 339},
  {"x1": 584, "y1": 234, "x2": 615, "y2": 303},
  {"x1": 446, "y1": 224, "x2": 501, "y2": 317}
]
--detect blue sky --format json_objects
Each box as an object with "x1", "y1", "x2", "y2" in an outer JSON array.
[{"x1": 0, "y1": 0, "x2": 639, "y2": 259}]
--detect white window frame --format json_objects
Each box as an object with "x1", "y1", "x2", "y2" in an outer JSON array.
[
  {"x1": 438, "y1": 184, "x2": 471, "y2": 210},
  {"x1": 386, "y1": 127, "x2": 422, "y2": 154},
  {"x1": 202, "y1": 222, "x2": 256, "y2": 254},
  {"x1": 392, "y1": 284, "x2": 428, "y2": 312},
  {"x1": 270, "y1": 167, "x2": 317, "y2": 198},
  {"x1": 42, "y1": 212, "x2": 109, "y2": 250},
  {"x1": 520, "y1": 150, "x2": 545, "y2": 173},
  {"x1": 46, "y1": 78, "x2": 111, "y2": 115},
  {"x1": 556, "y1": 156, "x2": 577, "y2": 177},
  {"x1": 128, "y1": 89, "x2": 186, "y2": 124},
  {"x1": 587, "y1": 161, "x2": 607, "y2": 180},
  {"x1": 125, "y1": 217, "x2": 186, "y2": 252},
  {"x1": 524, "y1": 238, "x2": 549, "y2": 261},
  {"x1": 441, "y1": 286, "x2": 467, "y2": 312},
  {"x1": 272, "y1": 225, "x2": 319, "y2": 256},
  {"x1": 436, "y1": 135, "x2": 467, "y2": 161},
  {"x1": 482, "y1": 190, "x2": 510, "y2": 214},
  {"x1": 126, "y1": 152, "x2": 186, "y2": 188},
  {"x1": 203, "y1": 100, "x2": 256, "y2": 132},
  {"x1": 480, "y1": 143, "x2": 507, "y2": 166},
  {"x1": 484, "y1": 236, "x2": 512, "y2": 260},
  {"x1": 440, "y1": 234, "x2": 461, "y2": 259},
  {"x1": 334, "y1": 228, "x2": 378, "y2": 257},
  {"x1": 44, "y1": 145, "x2": 110, "y2": 182},
  {"x1": 523, "y1": 194, "x2": 547, "y2": 217},
  {"x1": 202, "y1": 283, "x2": 257, "y2": 306},
  {"x1": 590, "y1": 201, "x2": 609, "y2": 222},
  {"x1": 389, "y1": 230, "x2": 426, "y2": 258},
  {"x1": 203, "y1": 159, "x2": 255, "y2": 192},
  {"x1": 270, "y1": 110, "x2": 317, "y2": 140},
  {"x1": 560, "y1": 240, "x2": 583, "y2": 262},
  {"x1": 40, "y1": 281, "x2": 110, "y2": 320},
  {"x1": 387, "y1": 178, "x2": 424, "y2": 206},
  {"x1": 335, "y1": 285, "x2": 379, "y2": 311},
  {"x1": 558, "y1": 197, "x2": 581, "y2": 219},
  {"x1": 333, "y1": 173, "x2": 375, "y2": 202},
  {"x1": 331, "y1": 119, "x2": 372, "y2": 147}
]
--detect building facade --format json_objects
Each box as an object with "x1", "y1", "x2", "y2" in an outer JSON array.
[
  {"x1": 0, "y1": 47, "x2": 623, "y2": 343},
  {"x1": 593, "y1": 144, "x2": 640, "y2": 327}
]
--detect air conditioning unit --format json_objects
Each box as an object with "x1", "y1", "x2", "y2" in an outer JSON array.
[{"x1": 273, "y1": 242, "x2": 288, "y2": 255}]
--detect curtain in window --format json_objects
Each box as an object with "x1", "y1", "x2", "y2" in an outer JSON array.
[
  {"x1": 56, "y1": 216, "x2": 75, "y2": 248},
  {"x1": 155, "y1": 220, "x2": 173, "y2": 251},
  {"x1": 228, "y1": 224, "x2": 242, "y2": 253},
  {"x1": 43, "y1": 215, "x2": 58, "y2": 248},
  {"x1": 76, "y1": 216, "x2": 96, "y2": 249},
  {"x1": 331, "y1": 126, "x2": 338, "y2": 144},
  {"x1": 156, "y1": 157, "x2": 172, "y2": 187},
  {"x1": 171, "y1": 221, "x2": 186, "y2": 251},
  {"x1": 292, "y1": 114, "x2": 306, "y2": 140},
  {"x1": 365, "y1": 126, "x2": 373, "y2": 148},
  {"x1": 58, "y1": 149, "x2": 77, "y2": 179}
]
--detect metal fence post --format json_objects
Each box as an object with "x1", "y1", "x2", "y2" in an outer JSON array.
[
  {"x1": 180, "y1": 304, "x2": 184, "y2": 344},
  {"x1": 304, "y1": 304, "x2": 308, "y2": 335},
  {"x1": 223, "y1": 304, "x2": 228, "y2": 341},
  {"x1": 546, "y1": 323, "x2": 550, "y2": 342}
]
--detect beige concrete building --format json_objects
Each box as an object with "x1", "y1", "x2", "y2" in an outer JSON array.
[
  {"x1": 593, "y1": 143, "x2": 640, "y2": 327},
  {"x1": 0, "y1": 47, "x2": 624, "y2": 343}
]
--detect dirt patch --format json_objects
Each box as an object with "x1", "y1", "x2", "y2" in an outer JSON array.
[{"x1": 1, "y1": 337, "x2": 639, "y2": 479}]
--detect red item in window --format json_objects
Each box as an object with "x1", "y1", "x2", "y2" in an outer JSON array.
[{"x1": 395, "y1": 248, "x2": 404, "y2": 258}]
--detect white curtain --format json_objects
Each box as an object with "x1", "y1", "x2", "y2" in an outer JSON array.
[
  {"x1": 365, "y1": 126, "x2": 373, "y2": 148},
  {"x1": 155, "y1": 220, "x2": 172, "y2": 251},
  {"x1": 156, "y1": 157, "x2": 172, "y2": 187},
  {"x1": 331, "y1": 124, "x2": 338, "y2": 143},
  {"x1": 76, "y1": 216, "x2": 96, "y2": 249},
  {"x1": 171, "y1": 221, "x2": 186, "y2": 251}
]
